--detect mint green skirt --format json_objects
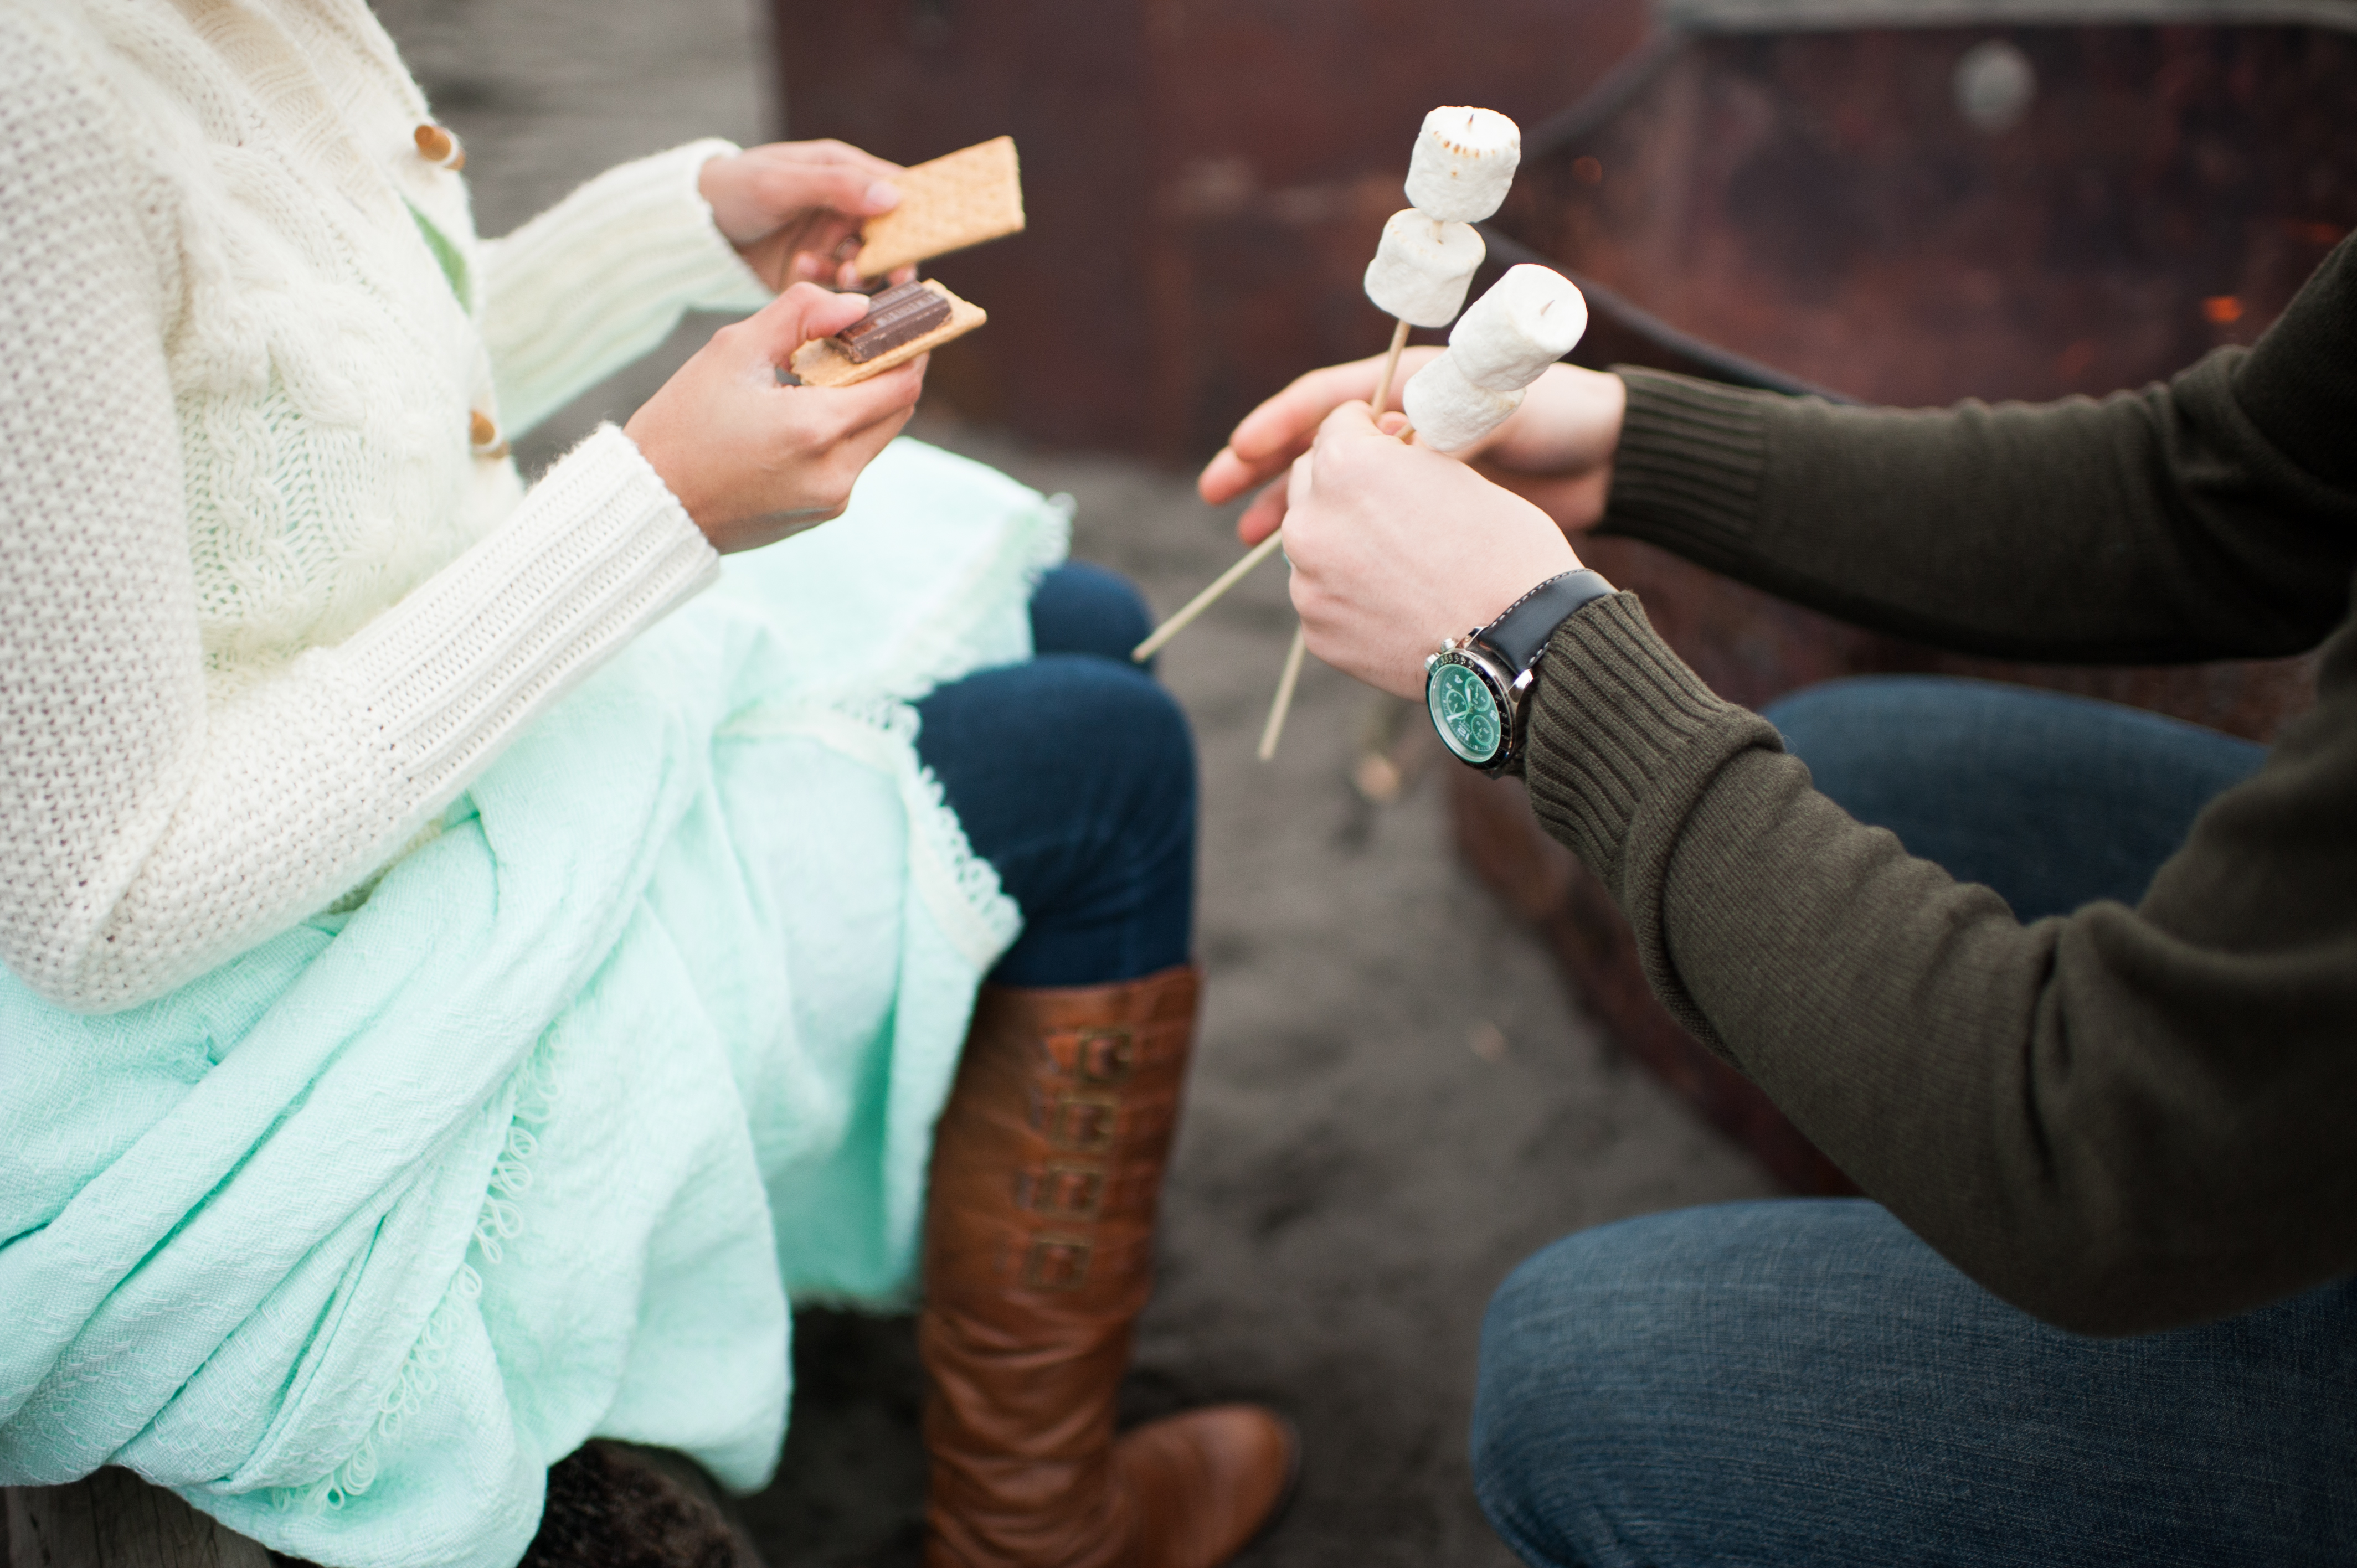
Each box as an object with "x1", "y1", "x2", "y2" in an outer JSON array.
[{"x1": 0, "y1": 440, "x2": 1068, "y2": 1568}]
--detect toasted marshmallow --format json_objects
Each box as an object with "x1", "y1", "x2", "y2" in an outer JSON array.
[
  {"x1": 1402, "y1": 350, "x2": 1524, "y2": 453},
  {"x1": 1363, "y1": 210, "x2": 1485, "y2": 328},
  {"x1": 1448, "y1": 265, "x2": 1588, "y2": 391},
  {"x1": 1405, "y1": 106, "x2": 1521, "y2": 224}
]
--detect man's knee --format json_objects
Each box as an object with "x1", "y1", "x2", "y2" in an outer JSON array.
[
  {"x1": 1471, "y1": 1203, "x2": 1891, "y2": 1562},
  {"x1": 1470, "y1": 1219, "x2": 1674, "y2": 1563}
]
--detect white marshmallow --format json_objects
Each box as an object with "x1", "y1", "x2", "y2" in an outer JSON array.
[
  {"x1": 1448, "y1": 264, "x2": 1589, "y2": 391},
  {"x1": 1404, "y1": 106, "x2": 1521, "y2": 224},
  {"x1": 1402, "y1": 351, "x2": 1524, "y2": 453},
  {"x1": 1363, "y1": 209, "x2": 1484, "y2": 327}
]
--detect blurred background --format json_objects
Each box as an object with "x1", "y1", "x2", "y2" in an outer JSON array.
[{"x1": 372, "y1": 0, "x2": 2353, "y2": 1561}]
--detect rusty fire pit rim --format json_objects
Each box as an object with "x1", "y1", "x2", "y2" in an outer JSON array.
[
  {"x1": 1657, "y1": 0, "x2": 2357, "y2": 35},
  {"x1": 1478, "y1": 226, "x2": 1857, "y2": 403}
]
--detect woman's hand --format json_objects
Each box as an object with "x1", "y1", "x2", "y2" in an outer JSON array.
[
  {"x1": 625, "y1": 284, "x2": 925, "y2": 554},
  {"x1": 1281, "y1": 401, "x2": 1581, "y2": 699},
  {"x1": 698, "y1": 140, "x2": 917, "y2": 291},
  {"x1": 1198, "y1": 354, "x2": 1628, "y2": 545}
]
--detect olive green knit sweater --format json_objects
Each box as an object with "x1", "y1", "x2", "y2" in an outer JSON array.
[{"x1": 1523, "y1": 236, "x2": 2357, "y2": 1335}]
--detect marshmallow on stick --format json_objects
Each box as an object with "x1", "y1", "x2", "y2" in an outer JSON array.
[
  {"x1": 1404, "y1": 107, "x2": 1522, "y2": 223},
  {"x1": 1132, "y1": 106, "x2": 1530, "y2": 693},
  {"x1": 1401, "y1": 264, "x2": 1589, "y2": 452},
  {"x1": 1363, "y1": 209, "x2": 1484, "y2": 328},
  {"x1": 1402, "y1": 354, "x2": 1524, "y2": 453},
  {"x1": 1450, "y1": 264, "x2": 1588, "y2": 390},
  {"x1": 1260, "y1": 106, "x2": 1525, "y2": 760}
]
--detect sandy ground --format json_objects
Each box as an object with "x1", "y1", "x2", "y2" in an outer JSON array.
[{"x1": 370, "y1": 4, "x2": 1776, "y2": 1561}]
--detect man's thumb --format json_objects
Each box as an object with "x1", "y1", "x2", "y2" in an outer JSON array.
[{"x1": 1316, "y1": 398, "x2": 1389, "y2": 453}]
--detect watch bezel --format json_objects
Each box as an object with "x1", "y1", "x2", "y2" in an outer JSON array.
[{"x1": 1424, "y1": 638, "x2": 1533, "y2": 774}]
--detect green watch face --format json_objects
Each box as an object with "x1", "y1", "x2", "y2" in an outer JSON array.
[{"x1": 1427, "y1": 658, "x2": 1504, "y2": 765}]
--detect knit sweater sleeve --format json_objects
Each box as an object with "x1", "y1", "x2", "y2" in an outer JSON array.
[
  {"x1": 1524, "y1": 589, "x2": 2357, "y2": 1336},
  {"x1": 0, "y1": 36, "x2": 719, "y2": 1013},
  {"x1": 1516, "y1": 247, "x2": 2357, "y2": 1334},
  {"x1": 1598, "y1": 236, "x2": 2357, "y2": 663},
  {"x1": 478, "y1": 139, "x2": 776, "y2": 439}
]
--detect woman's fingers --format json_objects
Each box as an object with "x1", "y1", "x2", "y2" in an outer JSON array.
[
  {"x1": 737, "y1": 141, "x2": 905, "y2": 207},
  {"x1": 832, "y1": 259, "x2": 920, "y2": 288},
  {"x1": 701, "y1": 142, "x2": 908, "y2": 288},
  {"x1": 766, "y1": 138, "x2": 907, "y2": 182},
  {"x1": 752, "y1": 161, "x2": 902, "y2": 225},
  {"x1": 624, "y1": 287, "x2": 932, "y2": 550},
  {"x1": 775, "y1": 364, "x2": 927, "y2": 525},
  {"x1": 817, "y1": 357, "x2": 928, "y2": 445},
  {"x1": 830, "y1": 361, "x2": 927, "y2": 461},
  {"x1": 737, "y1": 282, "x2": 871, "y2": 367}
]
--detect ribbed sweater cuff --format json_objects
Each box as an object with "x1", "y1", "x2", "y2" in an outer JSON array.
[
  {"x1": 1522, "y1": 591, "x2": 1761, "y2": 898},
  {"x1": 495, "y1": 137, "x2": 774, "y2": 316},
  {"x1": 1522, "y1": 590, "x2": 1784, "y2": 1052},
  {"x1": 482, "y1": 139, "x2": 775, "y2": 434},
  {"x1": 622, "y1": 138, "x2": 778, "y2": 314},
  {"x1": 1600, "y1": 368, "x2": 1774, "y2": 574},
  {"x1": 337, "y1": 425, "x2": 718, "y2": 797}
]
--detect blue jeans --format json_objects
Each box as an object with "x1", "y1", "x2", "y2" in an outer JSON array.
[
  {"x1": 915, "y1": 563, "x2": 1194, "y2": 988},
  {"x1": 1763, "y1": 675, "x2": 2266, "y2": 920},
  {"x1": 1475, "y1": 1203, "x2": 2357, "y2": 1567},
  {"x1": 1471, "y1": 678, "x2": 2354, "y2": 1565}
]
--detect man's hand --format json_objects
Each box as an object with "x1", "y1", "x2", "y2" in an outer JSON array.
[
  {"x1": 1199, "y1": 355, "x2": 1629, "y2": 546},
  {"x1": 1281, "y1": 402, "x2": 1581, "y2": 699},
  {"x1": 698, "y1": 140, "x2": 918, "y2": 292},
  {"x1": 625, "y1": 284, "x2": 925, "y2": 554}
]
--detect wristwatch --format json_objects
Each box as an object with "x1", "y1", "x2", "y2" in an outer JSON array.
[{"x1": 1424, "y1": 569, "x2": 1615, "y2": 775}]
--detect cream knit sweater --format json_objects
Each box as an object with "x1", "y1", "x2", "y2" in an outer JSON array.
[{"x1": 0, "y1": 0, "x2": 775, "y2": 1013}]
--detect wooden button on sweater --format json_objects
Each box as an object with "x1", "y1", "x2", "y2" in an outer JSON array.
[
  {"x1": 414, "y1": 122, "x2": 465, "y2": 171},
  {"x1": 469, "y1": 410, "x2": 507, "y2": 460}
]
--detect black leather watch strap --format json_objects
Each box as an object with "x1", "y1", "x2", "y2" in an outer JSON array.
[{"x1": 1475, "y1": 569, "x2": 1615, "y2": 673}]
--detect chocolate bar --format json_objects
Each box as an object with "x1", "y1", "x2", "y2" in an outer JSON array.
[
  {"x1": 791, "y1": 280, "x2": 986, "y2": 388},
  {"x1": 834, "y1": 281, "x2": 953, "y2": 363}
]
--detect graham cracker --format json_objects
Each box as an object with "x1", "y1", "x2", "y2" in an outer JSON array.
[
  {"x1": 853, "y1": 136, "x2": 1025, "y2": 278},
  {"x1": 790, "y1": 281, "x2": 986, "y2": 387}
]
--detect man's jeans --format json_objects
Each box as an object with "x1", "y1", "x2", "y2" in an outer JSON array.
[{"x1": 1470, "y1": 677, "x2": 2357, "y2": 1566}]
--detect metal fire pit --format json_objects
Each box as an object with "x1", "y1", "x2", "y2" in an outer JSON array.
[
  {"x1": 769, "y1": 0, "x2": 1656, "y2": 456},
  {"x1": 769, "y1": 0, "x2": 2354, "y2": 1189},
  {"x1": 1455, "y1": 0, "x2": 2353, "y2": 1193}
]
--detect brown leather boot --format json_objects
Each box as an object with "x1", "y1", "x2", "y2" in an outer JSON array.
[{"x1": 919, "y1": 964, "x2": 1297, "y2": 1568}]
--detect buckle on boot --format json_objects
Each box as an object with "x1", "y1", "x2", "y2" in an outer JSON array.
[
  {"x1": 1080, "y1": 1029, "x2": 1135, "y2": 1083},
  {"x1": 1015, "y1": 1162, "x2": 1108, "y2": 1220},
  {"x1": 1021, "y1": 1232, "x2": 1094, "y2": 1290},
  {"x1": 1042, "y1": 1090, "x2": 1120, "y2": 1154},
  {"x1": 1039, "y1": 1027, "x2": 1136, "y2": 1084}
]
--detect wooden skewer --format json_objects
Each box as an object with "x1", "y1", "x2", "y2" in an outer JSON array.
[
  {"x1": 1133, "y1": 318, "x2": 1416, "y2": 666},
  {"x1": 1257, "y1": 623, "x2": 1310, "y2": 762},
  {"x1": 1370, "y1": 317, "x2": 1411, "y2": 419},
  {"x1": 1131, "y1": 527, "x2": 1289, "y2": 662},
  {"x1": 1255, "y1": 341, "x2": 1421, "y2": 761}
]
